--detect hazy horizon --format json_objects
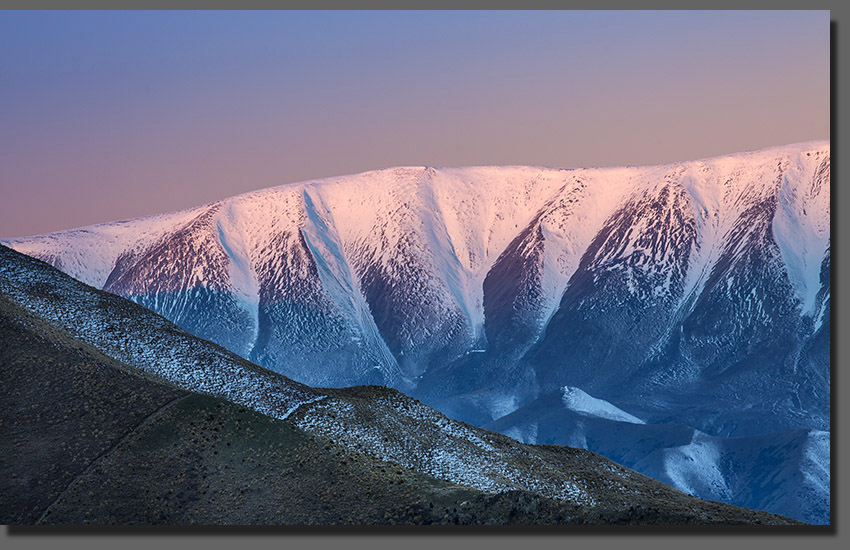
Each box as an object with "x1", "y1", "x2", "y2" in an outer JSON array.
[{"x1": 0, "y1": 10, "x2": 829, "y2": 238}]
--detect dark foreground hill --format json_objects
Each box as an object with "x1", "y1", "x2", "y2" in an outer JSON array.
[
  {"x1": 0, "y1": 244, "x2": 799, "y2": 525},
  {"x1": 2, "y1": 300, "x2": 554, "y2": 525}
]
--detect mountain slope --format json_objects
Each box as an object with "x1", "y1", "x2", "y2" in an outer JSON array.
[{"x1": 0, "y1": 293, "x2": 585, "y2": 525}]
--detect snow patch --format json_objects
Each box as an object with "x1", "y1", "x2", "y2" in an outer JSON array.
[
  {"x1": 661, "y1": 431, "x2": 730, "y2": 501},
  {"x1": 801, "y1": 430, "x2": 830, "y2": 496},
  {"x1": 561, "y1": 386, "x2": 645, "y2": 424}
]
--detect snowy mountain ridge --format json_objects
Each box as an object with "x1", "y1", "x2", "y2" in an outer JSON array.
[
  {"x1": 8, "y1": 141, "x2": 827, "y2": 294},
  {"x1": 4, "y1": 141, "x2": 829, "y2": 384},
  {"x1": 2, "y1": 140, "x2": 831, "y2": 523}
]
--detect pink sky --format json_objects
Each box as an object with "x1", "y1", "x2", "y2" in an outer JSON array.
[{"x1": 0, "y1": 11, "x2": 829, "y2": 238}]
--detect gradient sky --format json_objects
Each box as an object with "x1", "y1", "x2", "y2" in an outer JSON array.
[{"x1": 0, "y1": 10, "x2": 829, "y2": 238}]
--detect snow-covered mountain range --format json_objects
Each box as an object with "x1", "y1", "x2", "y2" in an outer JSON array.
[{"x1": 3, "y1": 140, "x2": 830, "y2": 523}]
